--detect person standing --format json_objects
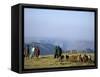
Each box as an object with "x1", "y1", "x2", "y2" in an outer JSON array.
[
  {"x1": 29, "y1": 46, "x2": 35, "y2": 59},
  {"x1": 27, "y1": 44, "x2": 29, "y2": 57},
  {"x1": 58, "y1": 46, "x2": 62, "y2": 58},
  {"x1": 54, "y1": 46, "x2": 58, "y2": 58},
  {"x1": 35, "y1": 46, "x2": 40, "y2": 58}
]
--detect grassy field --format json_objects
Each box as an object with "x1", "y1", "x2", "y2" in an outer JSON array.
[{"x1": 24, "y1": 53, "x2": 95, "y2": 69}]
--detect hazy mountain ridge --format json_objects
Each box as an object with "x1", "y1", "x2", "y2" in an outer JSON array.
[{"x1": 25, "y1": 38, "x2": 94, "y2": 55}]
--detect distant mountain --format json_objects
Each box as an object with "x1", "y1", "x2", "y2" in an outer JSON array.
[
  {"x1": 25, "y1": 41, "x2": 94, "y2": 55},
  {"x1": 62, "y1": 40, "x2": 94, "y2": 51},
  {"x1": 25, "y1": 37, "x2": 94, "y2": 55},
  {"x1": 30, "y1": 42, "x2": 55, "y2": 55},
  {"x1": 35, "y1": 40, "x2": 94, "y2": 51}
]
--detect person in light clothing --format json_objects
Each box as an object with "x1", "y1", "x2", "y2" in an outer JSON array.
[{"x1": 29, "y1": 46, "x2": 35, "y2": 59}]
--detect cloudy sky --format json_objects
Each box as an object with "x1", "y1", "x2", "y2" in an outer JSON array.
[{"x1": 24, "y1": 8, "x2": 94, "y2": 42}]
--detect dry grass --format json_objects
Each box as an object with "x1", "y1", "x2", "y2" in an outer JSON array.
[{"x1": 24, "y1": 53, "x2": 95, "y2": 69}]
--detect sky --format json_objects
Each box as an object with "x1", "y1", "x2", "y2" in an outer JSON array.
[{"x1": 24, "y1": 8, "x2": 94, "y2": 43}]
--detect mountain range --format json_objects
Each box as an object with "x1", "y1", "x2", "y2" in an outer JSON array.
[{"x1": 25, "y1": 39, "x2": 94, "y2": 55}]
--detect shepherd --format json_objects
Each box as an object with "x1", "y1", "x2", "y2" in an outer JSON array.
[
  {"x1": 24, "y1": 45, "x2": 29, "y2": 58},
  {"x1": 57, "y1": 46, "x2": 62, "y2": 58},
  {"x1": 54, "y1": 46, "x2": 59, "y2": 58},
  {"x1": 34, "y1": 46, "x2": 40, "y2": 58},
  {"x1": 29, "y1": 46, "x2": 35, "y2": 59}
]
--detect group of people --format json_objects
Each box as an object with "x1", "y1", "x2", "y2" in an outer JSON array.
[
  {"x1": 54, "y1": 46, "x2": 63, "y2": 59},
  {"x1": 24, "y1": 45, "x2": 40, "y2": 59},
  {"x1": 24, "y1": 44, "x2": 63, "y2": 60},
  {"x1": 24, "y1": 44, "x2": 93, "y2": 64},
  {"x1": 30, "y1": 46, "x2": 40, "y2": 58}
]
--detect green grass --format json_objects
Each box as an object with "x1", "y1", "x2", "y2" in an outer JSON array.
[{"x1": 24, "y1": 53, "x2": 95, "y2": 69}]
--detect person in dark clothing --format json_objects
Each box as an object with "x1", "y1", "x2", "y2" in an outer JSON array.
[
  {"x1": 34, "y1": 46, "x2": 40, "y2": 58},
  {"x1": 54, "y1": 46, "x2": 58, "y2": 58},
  {"x1": 27, "y1": 45, "x2": 30, "y2": 57},
  {"x1": 24, "y1": 45, "x2": 30, "y2": 59},
  {"x1": 54, "y1": 46, "x2": 63, "y2": 59},
  {"x1": 57, "y1": 46, "x2": 62, "y2": 58}
]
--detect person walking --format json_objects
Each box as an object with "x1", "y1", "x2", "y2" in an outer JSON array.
[
  {"x1": 54, "y1": 46, "x2": 59, "y2": 58},
  {"x1": 29, "y1": 46, "x2": 35, "y2": 59},
  {"x1": 35, "y1": 46, "x2": 40, "y2": 58},
  {"x1": 58, "y1": 46, "x2": 62, "y2": 58}
]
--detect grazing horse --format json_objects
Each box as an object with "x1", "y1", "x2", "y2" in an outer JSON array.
[
  {"x1": 66, "y1": 55, "x2": 69, "y2": 60},
  {"x1": 77, "y1": 54, "x2": 83, "y2": 62},
  {"x1": 59, "y1": 55, "x2": 64, "y2": 62},
  {"x1": 68, "y1": 54, "x2": 83, "y2": 62},
  {"x1": 88, "y1": 55, "x2": 93, "y2": 62},
  {"x1": 82, "y1": 54, "x2": 89, "y2": 62}
]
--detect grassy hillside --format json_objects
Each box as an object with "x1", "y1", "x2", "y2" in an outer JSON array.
[{"x1": 24, "y1": 53, "x2": 95, "y2": 69}]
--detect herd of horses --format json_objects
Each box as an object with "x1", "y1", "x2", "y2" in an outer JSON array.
[
  {"x1": 57, "y1": 54, "x2": 94, "y2": 63},
  {"x1": 53, "y1": 46, "x2": 94, "y2": 63},
  {"x1": 54, "y1": 46, "x2": 94, "y2": 62}
]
